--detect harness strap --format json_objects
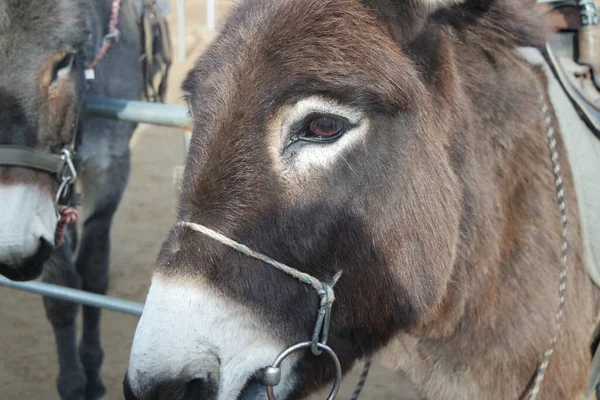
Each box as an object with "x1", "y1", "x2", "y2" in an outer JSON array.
[
  {"x1": 0, "y1": 146, "x2": 66, "y2": 176},
  {"x1": 541, "y1": 43, "x2": 600, "y2": 140},
  {"x1": 588, "y1": 346, "x2": 600, "y2": 397},
  {"x1": 141, "y1": 0, "x2": 171, "y2": 103}
]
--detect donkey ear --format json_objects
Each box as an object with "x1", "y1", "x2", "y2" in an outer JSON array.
[
  {"x1": 419, "y1": 0, "x2": 467, "y2": 12},
  {"x1": 363, "y1": 0, "x2": 466, "y2": 43}
]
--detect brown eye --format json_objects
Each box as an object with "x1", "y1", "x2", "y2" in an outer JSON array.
[
  {"x1": 308, "y1": 116, "x2": 347, "y2": 139},
  {"x1": 286, "y1": 115, "x2": 350, "y2": 148}
]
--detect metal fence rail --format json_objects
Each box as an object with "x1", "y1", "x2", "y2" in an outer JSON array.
[
  {"x1": 0, "y1": 276, "x2": 144, "y2": 316},
  {"x1": 0, "y1": 96, "x2": 193, "y2": 317},
  {"x1": 86, "y1": 96, "x2": 192, "y2": 129}
]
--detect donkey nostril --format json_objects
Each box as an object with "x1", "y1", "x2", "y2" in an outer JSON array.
[
  {"x1": 180, "y1": 376, "x2": 218, "y2": 400},
  {"x1": 123, "y1": 373, "x2": 140, "y2": 400},
  {"x1": 34, "y1": 238, "x2": 53, "y2": 263},
  {"x1": 0, "y1": 238, "x2": 54, "y2": 281}
]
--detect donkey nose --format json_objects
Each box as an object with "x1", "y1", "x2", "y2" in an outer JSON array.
[
  {"x1": 179, "y1": 378, "x2": 218, "y2": 399},
  {"x1": 0, "y1": 237, "x2": 53, "y2": 281},
  {"x1": 124, "y1": 372, "x2": 219, "y2": 400},
  {"x1": 0, "y1": 183, "x2": 57, "y2": 280}
]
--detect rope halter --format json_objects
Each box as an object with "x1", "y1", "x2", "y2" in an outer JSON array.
[
  {"x1": 176, "y1": 221, "x2": 347, "y2": 399},
  {"x1": 177, "y1": 221, "x2": 339, "y2": 354}
]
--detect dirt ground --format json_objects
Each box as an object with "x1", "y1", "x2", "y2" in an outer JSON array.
[{"x1": 0, "y1": 2, "x2": 418, "y2": 399}]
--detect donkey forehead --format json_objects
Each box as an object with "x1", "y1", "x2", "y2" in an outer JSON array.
[
  {"x1": 0, "y1": 0, "x2": 87, "y2": 104},
  {"x1": 0, "y1": 0, "x2": 88, "y2": 58},
  {"x1": 183, "y1": 0, "x2": 424, "y2": 121}
]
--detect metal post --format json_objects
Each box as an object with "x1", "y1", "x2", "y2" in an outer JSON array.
[
  {"x1": 177, "y1": 0, "x2": 186, "y2": 61},
  {"x1": 207, "y1": 0, "x2": 216, "y2": 33},
  {"x1": 0, "y1": 276, "x2": 144, "y2": 316}
]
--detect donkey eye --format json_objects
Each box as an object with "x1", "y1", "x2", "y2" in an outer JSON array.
[
  {"x1": 285, "y1": 113, "x2": 353, "y2": 150},
  {"x1": 301, "y1": 116, "x2": 348, "y2": 142},
  {"x1": 309, "y1": 117, "x2": 346, "y2": 137},
  {"x1": 51, "y1": 53, "x2": 75, "y2": 83}
]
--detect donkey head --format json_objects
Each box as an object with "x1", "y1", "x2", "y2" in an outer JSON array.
[
  {"x1": 125, "y1": 0, "x2": 547, "y2": 398},
  {"x1": 0, "y1": 0, "x2": 89, "y2": 281}
]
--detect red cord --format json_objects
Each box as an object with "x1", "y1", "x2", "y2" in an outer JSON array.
[
  {"x1": 87, "y1": 0, "x2": 122, "y2": 69},
  {"x1": 55, "y1": 207, "x2": 79, "y2": 247}
]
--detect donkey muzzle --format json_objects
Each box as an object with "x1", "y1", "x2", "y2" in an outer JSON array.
[{"x1": 0, "y1": 184, "x2": 57, "y2": 280}]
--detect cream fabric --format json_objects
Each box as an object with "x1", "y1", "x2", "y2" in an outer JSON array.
[{"x1": 519, "y1": 46, "x2": 600, "y2": 288}]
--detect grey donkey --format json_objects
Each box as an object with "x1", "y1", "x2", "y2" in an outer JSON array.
[{"x1": 0, "y1": 0, "x2": 171, "y2": 399}]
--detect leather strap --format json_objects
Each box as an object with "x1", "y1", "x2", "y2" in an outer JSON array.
[
  {"x1": 541, "y1": 43, "x2": 600, "y2": 140},
  {"x1": 141, "y1": 0, "x2": 171, "y2": 103},
  {"x1": 587, "y1": 344, "x2": 600, "y2": 397},
  {"x1": 0, "y1": 146, "x2": 66, "y2": 176}
]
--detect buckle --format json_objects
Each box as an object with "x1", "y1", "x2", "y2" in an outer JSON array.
[
  {"x1": 103, "y1": 27, "x2": 121, "y2": 45},
  {"x1": 580, "y1": 0, "x2": 599, "y2": 26},
  {"x1": 59, "y1": 148, "x2": 77, "y2": 184},
  {"x1": 54, "y1": 149, "x2": 79, "y2": 213}
]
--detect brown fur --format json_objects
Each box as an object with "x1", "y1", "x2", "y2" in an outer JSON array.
[{"x1": 165, "y1": 0, "x2": 600, "y2": 398}]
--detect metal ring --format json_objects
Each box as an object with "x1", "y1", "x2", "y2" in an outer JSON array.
[{"x1": 265, "y1": 342, "x2": 341, "y2": 400}]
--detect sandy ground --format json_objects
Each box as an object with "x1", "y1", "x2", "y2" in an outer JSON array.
[{"x1": 0, "y1": 2, "x2": 418, "y2": 399}]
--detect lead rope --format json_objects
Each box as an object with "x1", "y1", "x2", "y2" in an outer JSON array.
[
  {"x1": 526, "y1": 94, "x2": 569, "y2": 400},
  {"x1": 177, "y1": 221, "x2": 372, "y2": 399},
  {"x1": 87, "y1": 0, "x2": 122, "y2": 70},
  {"x1": 349, "y1": 359, "x2": 372, "y2": 400}
]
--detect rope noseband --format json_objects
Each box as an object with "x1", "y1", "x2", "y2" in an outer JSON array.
[
  {"x1": 177, "y1": 221, "x2": 372, "y2": 399},
  {"x1": 177, "y1": 221, "x2": 338, "y2": 356}
]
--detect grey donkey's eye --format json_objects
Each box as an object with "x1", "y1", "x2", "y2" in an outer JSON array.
[{"x1": 51, "y1": 53, "x2": 75, "y2": 83}]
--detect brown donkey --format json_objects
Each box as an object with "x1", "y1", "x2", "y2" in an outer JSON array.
[{"x1": 125, "y1": 0, "x2": 600, "y2": 398}]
